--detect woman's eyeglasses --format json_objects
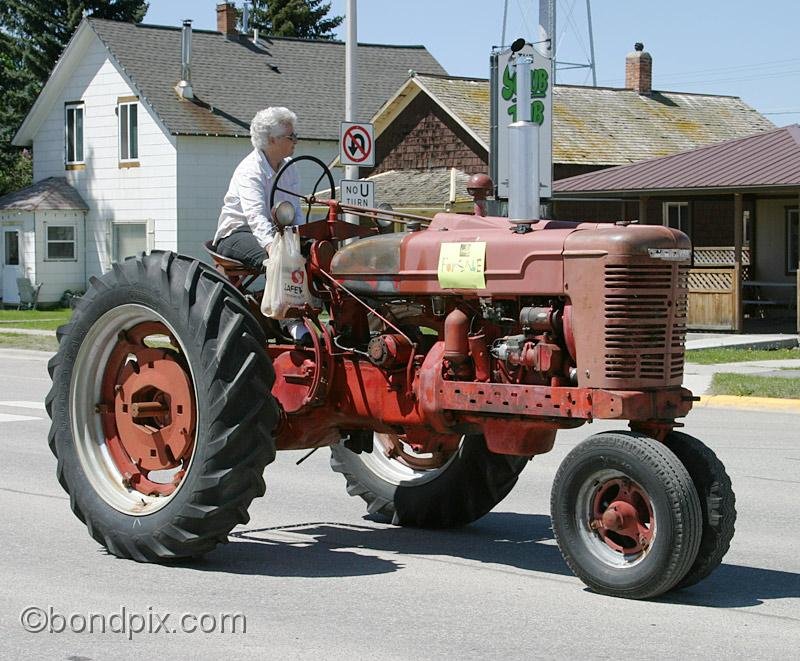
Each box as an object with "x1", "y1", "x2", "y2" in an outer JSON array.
[{"x1": 283, "y1": 132, "x2": 299, "y2": 142}]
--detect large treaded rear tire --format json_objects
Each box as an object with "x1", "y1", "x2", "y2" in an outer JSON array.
[
  {"x1": 664, "y1": 431, "x2": 736, "y2": 589},
  {"x1": 46, "y1": 252, "x2": 278, "y2": 562},
  {"x1": 330, "y1": 434, "x2": 528, "y2": 527}
]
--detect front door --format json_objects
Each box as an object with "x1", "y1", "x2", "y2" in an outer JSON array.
[{"x1": 2, "y1": 228, "x2": 23, "y2": 305}]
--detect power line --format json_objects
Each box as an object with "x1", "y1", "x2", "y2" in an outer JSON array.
[
  {"x1": 596, "y1": 67, "x2": 800, "y2": 89},
  {"x1": 595, "y1": 57, "x2": 800, "y2": 87},
  {"x1": 656, "y1": 57, "x2": 800, "y2": 79}
]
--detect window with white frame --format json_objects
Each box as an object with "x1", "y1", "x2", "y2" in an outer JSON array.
[
  {"x1": 65, "y1": 103, "x2": 84, "y2": 165},
  {"x1": 46, "y1": 225, "x2": 76, "y2": 260},
  {"x1": 743, "y1": 210, "x2": 752, "y2": 247},
  {"x1": 663, "y1": 202, "x2": 689, "y2": 234},
  {"x1": 787, "y1": 207, "x2": 799, "y2": 274},
  {"x1": 118, "y1": 100, "x2": 139, "y2": 162},
  {"x1": 112, "y1": 222, "x2": 148, "y2": 260}
]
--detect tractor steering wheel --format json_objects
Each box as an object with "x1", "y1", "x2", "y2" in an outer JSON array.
[{"x1": 270, "y1": 155, "x2": 336, "y2": 224}]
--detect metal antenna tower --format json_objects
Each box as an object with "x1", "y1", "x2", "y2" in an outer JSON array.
[{"x1": 502, "y1": 0, "x2": 597, "y2": 86}]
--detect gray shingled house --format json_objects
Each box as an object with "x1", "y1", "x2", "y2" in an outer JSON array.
[
  {"x1": 359, "y1": 46, "x2": 774, "y2": 218},
  {"x1": 6, "y1": 5, "x2": 445, "y2": 305}
]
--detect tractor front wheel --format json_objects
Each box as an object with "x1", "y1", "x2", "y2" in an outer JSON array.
[
  {"x1": 550, "y1": 431, "x2": 702, "y2": 599},
  {"x1": 46, "y1": 252, "x2": 278, "y2": 561},
  {"x1": 330, "y1": 433, "x2": 528, "y2": 527},
  {"x1": 664, "y1": 431, "x2": 736, "y2": 589}
]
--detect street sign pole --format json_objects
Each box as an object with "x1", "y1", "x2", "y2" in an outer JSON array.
[{"x1": 344, "y1": 0, "x2": 358, "y2": 224}]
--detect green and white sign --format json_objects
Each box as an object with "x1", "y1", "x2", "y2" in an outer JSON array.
[{"x1": 491, "y1": 44, "x2": 553, "y2": 199}]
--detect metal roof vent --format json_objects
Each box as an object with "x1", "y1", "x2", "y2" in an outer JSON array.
[{"x1": 175, "y1": 19, "x2": 194, "y2": 99}]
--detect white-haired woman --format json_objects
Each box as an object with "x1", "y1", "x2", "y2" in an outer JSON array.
[{"x1": 213, "y1": 106, "x2": 302, "y2": 269}]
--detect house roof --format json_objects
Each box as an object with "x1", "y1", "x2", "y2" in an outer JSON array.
[
  {"x1": 80, "y1": 19, "x2": 446, "y2": 141},
  {"x1": 553, "y1": 124, "x2": 800, "y2": 195},
  {"x1": 0, "y1": 178, "x2": 88, "y2": 211},
  {"x1": 367, "y1": 169, "x2": 472, "y2": 207},
  {"x1": 316, "y1": 168, "x2": 472, "y2": 208},
  {"x1": 374, "y1": 73, "x2": 774, "y2": 166}
]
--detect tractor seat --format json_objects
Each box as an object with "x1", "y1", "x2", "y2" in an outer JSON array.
[
  {"x1": 203, "y1": 241, "x2": 263, "y2": 291},
  {"x1": 203, "y1": 240, "x2": 262, "y2": 278}
]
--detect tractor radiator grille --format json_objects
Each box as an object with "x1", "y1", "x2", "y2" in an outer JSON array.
[{"x1": 603, "y1": 264, "x2": 688, "y2": 382}]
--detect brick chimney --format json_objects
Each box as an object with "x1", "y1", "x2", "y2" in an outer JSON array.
[
  {"x1": 625, "y1": 42, "x2": 652, "y2": 95},
  {"x1": 217, "y1": 2, "x2": 238, "y2": 36}
]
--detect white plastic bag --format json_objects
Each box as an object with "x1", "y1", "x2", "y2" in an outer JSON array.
[{"x1": 261, "y1": 228, "x2": 311, "y2": 319}]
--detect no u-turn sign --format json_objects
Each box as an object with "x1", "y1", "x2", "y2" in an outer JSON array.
[
  {"x1": 340, "y1": 179, "x2": 375, "y2": 208},
  {"x1": 340, "y1": 122, "x2": 375, "y2": 166}
]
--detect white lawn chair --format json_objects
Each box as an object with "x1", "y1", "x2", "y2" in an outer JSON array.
[{"x1": 17, "y1": 277, "x2": 43, "y2": 310}]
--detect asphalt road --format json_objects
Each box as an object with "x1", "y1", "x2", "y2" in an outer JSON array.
[{"x1": 0, "y1": 347, "x2": 798, "y2": 660}]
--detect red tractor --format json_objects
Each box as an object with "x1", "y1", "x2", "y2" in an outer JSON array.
[{"x1": 47, "y1": 156, "x2": 735, "y2": 599}]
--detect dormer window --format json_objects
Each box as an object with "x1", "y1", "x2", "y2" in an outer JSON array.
[
  {"x1": 65, "y1": 102, "x2": 84, "y2": 167},
  {"x1": 118, "y1": 97, "x2": 139, "y2": 166}
]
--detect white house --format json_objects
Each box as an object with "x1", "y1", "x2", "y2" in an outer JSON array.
[
  {"x1": 0, "y1": 178, "x2": 88, "y2": 306},
  {"x1": 5, "y1": 4, "x2": 445, "y2": 305}
]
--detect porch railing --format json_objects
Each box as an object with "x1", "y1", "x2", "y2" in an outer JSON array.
[{"x1": 688, "y1": 268, "x2": 735, "y2": 330}]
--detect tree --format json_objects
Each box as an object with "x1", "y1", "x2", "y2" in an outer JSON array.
[
  {"x1": 242, "y1": 0, "x2": 343, "y2": 40},
  {"x1": 0, "y1": 1, "x2": 148, "y2": 195},
  {"x1": 0, "y1": 149, "x2": 32, "y2": 196}
]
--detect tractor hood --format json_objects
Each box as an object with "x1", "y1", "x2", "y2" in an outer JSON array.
[{"x1": 329, "y1": 213, "x2": 688, "y2": 297}]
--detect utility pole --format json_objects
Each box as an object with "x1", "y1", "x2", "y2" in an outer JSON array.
[
  {"x1": 538, "y1": 0, "x2": 555, "y2": 60},
  {"x1": 344, "y1": 0, "x2": 358, "y2": 224},
  {"x1": 586, "y1": 0, "x2": 597, "y2": 86}
]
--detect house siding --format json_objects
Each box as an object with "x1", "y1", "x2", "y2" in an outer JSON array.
[
  {"x1": 0, "y1": 211, "x2": 34, "y2": 304},
  {"x1": 175, "y1": 137, "x2": 339, "y2": 261},
  {"x1": 32, "y1": 34, "x2": 177, "y2": 280},
  {"x1": 691, "y1": 199, "x2": 737, "y2": 246},
  {"x1": 553, "y1": 200, "x2": 631, "y2": 223},
  {"x1": 756, "y1": 198, "x2": 798, "y2": 282},
  {"x1": 369, "y1": 95, "x2": 487, "y2": 176},
  {"x1": 176, "y1": 136, "x2": 251, "y2": 261},
  {"x1": 34, "y1": 210, "x2": 85, "y2": 303}
]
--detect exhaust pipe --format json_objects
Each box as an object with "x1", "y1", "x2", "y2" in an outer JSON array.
[{"x1": 508, "y1": 54, "x2": 540, "y2": 226}]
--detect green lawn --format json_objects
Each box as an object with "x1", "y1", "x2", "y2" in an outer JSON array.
[
  {"x1": 0, "y1": 307, "x2": 72, "y2": 330},
  {"x1": 710, "y1": 373, "x2": 800, "y2": 399},
  {"x1": 686, "y1": 346, "x2": 800, "y2": 365}
]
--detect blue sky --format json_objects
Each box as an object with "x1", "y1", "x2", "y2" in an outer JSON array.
[{"x1": 143, "y1": 1, "x2": 800, "y2": 126}]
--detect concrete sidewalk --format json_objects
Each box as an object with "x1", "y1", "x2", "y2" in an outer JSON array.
[
  {"x1": 686, "y1": 331, "x2": 797, "y2": 351},
  {"x1": 684, "y1": 331, "x2": 800, "y2": 411},
  {"x1": 0, "y1": 327, "x2": 55, "y2": 336}
]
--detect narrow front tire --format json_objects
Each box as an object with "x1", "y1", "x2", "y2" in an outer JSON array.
[{"x1": 550, "y1": 431, "x2": 702, "y2": 599}]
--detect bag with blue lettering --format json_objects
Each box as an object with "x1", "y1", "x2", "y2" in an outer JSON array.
[{"x1": 261, "y1": 227, "x2": 311, "y2": 319}]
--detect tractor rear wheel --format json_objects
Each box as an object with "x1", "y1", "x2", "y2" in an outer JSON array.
[
  {"x1": 550, "y1": 431, "x2": 702, "y2": 599},
  {"x1": 46, "y1": 252, "x2": 278, "y2": 561},
  {"x1": 330, "y1": 433, "x2": 528, "y2": 527},
  {"x1": 664, "y1": 431, "x2": 736, "y2": 589}
]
